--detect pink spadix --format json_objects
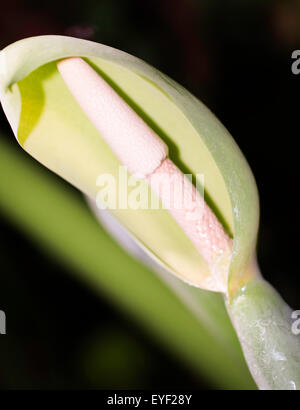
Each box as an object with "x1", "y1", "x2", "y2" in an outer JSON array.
[
  {"x1": 57, "y1": 58, "x2": 168, "y2": 177},
  {"x1": 57, "y1": 57, "x2": 232, "y2": 288}
]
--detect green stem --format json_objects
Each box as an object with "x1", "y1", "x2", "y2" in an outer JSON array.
[{"x1": 227, "y1": 266, "x2": 300, "y2": 390}]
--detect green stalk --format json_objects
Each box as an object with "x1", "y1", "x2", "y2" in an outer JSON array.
[
  {"x1": 227, "y1": 268, "x2": 300, "y2": 390},
  {"x1": 0, "y1": 136, "x2": 255, "y2": 389}
]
